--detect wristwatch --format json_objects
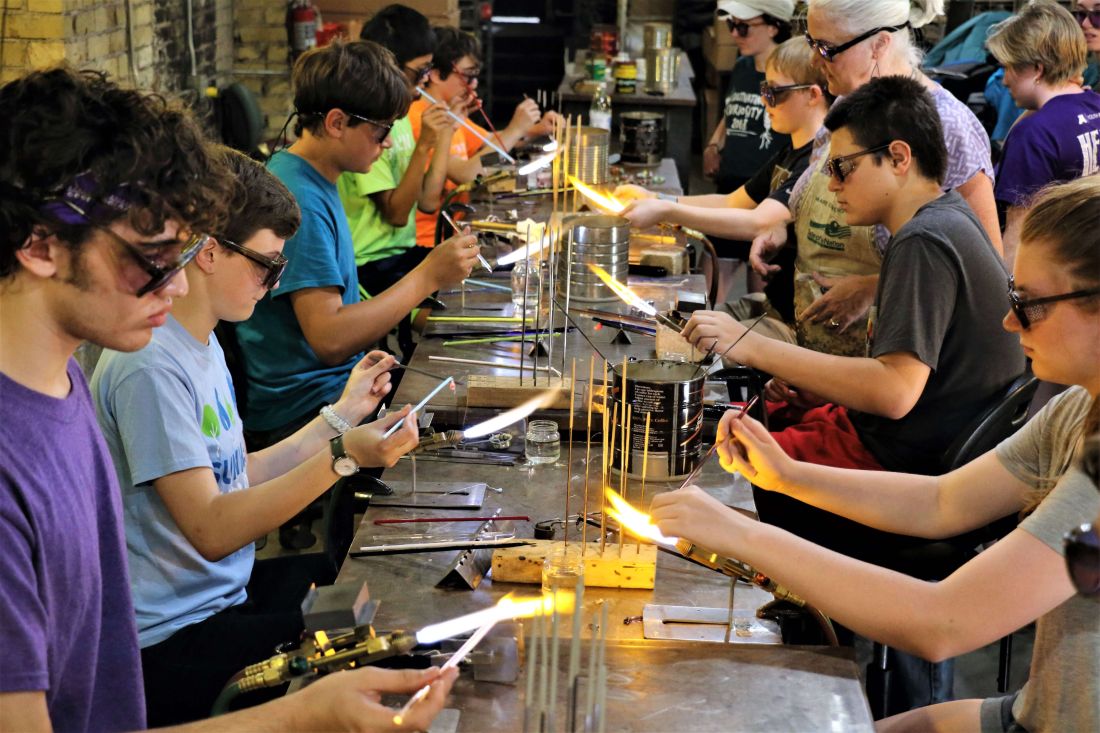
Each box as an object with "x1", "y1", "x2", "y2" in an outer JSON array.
[{"x1": 330, "y1": 434, "x2": 360, "y2": 476}]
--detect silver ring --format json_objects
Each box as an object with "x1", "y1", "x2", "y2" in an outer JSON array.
[{"x1": 828, "y1": 319, "x2": 840, "y2": 329}]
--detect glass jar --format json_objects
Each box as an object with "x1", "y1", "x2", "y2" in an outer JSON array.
[
  {"x1": 525, "y1": 419, "x2": 561, "y2": 465},
  {"x1": 511, "y1": 260, "x2": 542, "y2": 312},
  {"x1": 542, "y1": 544, "x2": 584, "y2": 600}
]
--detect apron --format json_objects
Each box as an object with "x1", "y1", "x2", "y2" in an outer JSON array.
[{"x1": 791, "y1": 142, "x2": 882, "y2": 357}]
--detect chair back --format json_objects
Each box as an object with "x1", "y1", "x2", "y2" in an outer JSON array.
[{"x1": 943, "y1": 372, "x2": 1038, "y2": 470}]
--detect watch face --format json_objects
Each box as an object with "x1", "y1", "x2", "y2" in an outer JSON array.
[{"x1": 333, "y1": 456, "x2": 359, "y2": 476}]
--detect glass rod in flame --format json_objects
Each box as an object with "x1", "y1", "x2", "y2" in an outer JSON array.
[
  {"x1": 461, "y1": 391, "x2": 558, "y2": 439},
  {"x1": 496, "y1": 231, "x2": 550, "y2": 266},
  {"x1": 568, "y1": 176, "x2": 625, "y2": 214},
  {"x1": 586, "y1": 264, "x2": 657, "y2": 316},
  {"x1": 604, "y1": 489, "x2": 678, "y2": 548},
  {"x1": 415, "y1": 592, "x2": 569, "y2": 645}
]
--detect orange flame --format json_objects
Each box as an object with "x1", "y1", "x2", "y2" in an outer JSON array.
[
  {"x1": 586, "y1": 264, "x2": 657, "y2": 316},
  {"x1": 568, "y1": 176, "x2": 625, "y2": 214},
  {"x1": 604, "y1": 489, "x2": 678, "y2": 547}
]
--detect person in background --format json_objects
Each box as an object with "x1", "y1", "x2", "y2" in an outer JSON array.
[
  {"x1": 746, "y1": 0, "x2": 998, "y2": 361},
  {"x1": 1076, "y1": 0, "x2": 1100, "y2": 87},
  {"x1": 92, "y1": 148, "x2": 422, "y2": 725},
  {"x1": 410, "y1": 26, "x2": 560, "y2": 246},
  {"x1": 617, "y1": 37, "x2": 831, "y2": 329},
  {"x1": 986, "y1": 0, "x2": 1100, "y2": 267},
  {"x1": 236, "y1": 41, "x2": 480, "y2": 549},
  {"x1": 0, "y1": 65, "x2": 456, "y2": 733},
  {"x1": 338, "y1": 5, "x2": 457, "y2": 297},
  {"x1": 655, "y1": 175, "x2": 1100, "y2": 733}
]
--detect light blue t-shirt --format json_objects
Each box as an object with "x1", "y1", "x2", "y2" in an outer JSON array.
[
  {"x1": 91, "y1": 315, "x2": 253, "y2": 648},
  {"x1": 236, "y1": 150, "x2": 363, "y2": 431}
]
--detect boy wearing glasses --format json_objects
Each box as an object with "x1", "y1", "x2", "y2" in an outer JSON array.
[
  {"x1": 618, "y1": 38, "x2": 831, "y2": 327},
  {"x1": 91, "y1": 148, "x2": 422, "y2": 725},
  {"x1": 410, "y1": 26, "x2": 559, "y2": 246},
  {"x1": 338, "y1": 5, "x2": 458, "y2": 296},
  {"x1": 236, "y1": 42, "x2": 480, "y2": 550}
]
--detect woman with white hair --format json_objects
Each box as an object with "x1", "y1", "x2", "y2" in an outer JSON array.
[{"x1": 751, "y1": 0, "x2": 1000, "y2": 355}]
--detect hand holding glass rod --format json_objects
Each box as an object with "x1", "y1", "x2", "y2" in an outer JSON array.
[
  {"x1": 382, "y1": 376, "x2": 455, "y2": 438},
  {"x1": 416, "y1": 86, "x2": 516, "y2": 163},
  {"x1": 440, "y1": 210, "x2": 493, "y2": 273}
]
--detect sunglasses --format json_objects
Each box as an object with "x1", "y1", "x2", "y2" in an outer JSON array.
[
  {"x1": 1007, "y1": 275, "x2": 1100, "y2": 329},
  {"x1": 220, "y1": 238, "x2": 288, "y2": 290},
  {"x1": 724, "y1": 17, "x2": 766, "y2": 37},
  {"x1": 823, "y1": 144, "x2": 891, "y2": 183},
  {"x1": 1071, "y1": 9, "x2": 1100, "y2": 27},
  {"x1": 53, "y1": 199, "x2": 207, "y2": 296},
  {"x1": 1064, "y1": 523, "x2": 1099, "y2": 597},
  {"x1": 805, "y1": 22, "x2": 910, "y2": 62},
  {"x1": 760, "y1": 81, "x2": 814, "y2": 107},
  {"x1": 451, "y1": 64, "x2": 481, "y2": 86},
  {"x1": 405, "y1": 63, "x2": 432, "y2": 84},
  {"x1": 344, "y1": 111, "x2": 393, "y2": 145}
]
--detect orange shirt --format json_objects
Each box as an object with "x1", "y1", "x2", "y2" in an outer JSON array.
[{"x1": 408, "y1": 96, "x2": 487, "y2": 246}]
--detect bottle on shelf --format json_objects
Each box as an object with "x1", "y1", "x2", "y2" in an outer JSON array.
[{"x1": 589, "y1": 81, "x2": 612, "y2": 132}]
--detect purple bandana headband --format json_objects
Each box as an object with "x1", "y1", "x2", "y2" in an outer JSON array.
[{"x1": 38, "y1": 172, "x2": 133, "y2": 225}]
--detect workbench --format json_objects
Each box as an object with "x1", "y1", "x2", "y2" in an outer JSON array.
[{"x1": 331, "y1": 216, "x2": 875, "y2": 729}]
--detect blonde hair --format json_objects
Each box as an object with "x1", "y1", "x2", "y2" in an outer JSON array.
[
  {"x1": 808, "y1": 0, "x2": 944, "y2": 68},
  {"x1": 766, "y1": 37, "x2": 831, "y2": 101},
  {"x1": 986, "y1": 0, "x2": 1088, "y2": 87}
]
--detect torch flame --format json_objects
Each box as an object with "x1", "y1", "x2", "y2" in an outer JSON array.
[
  {"x1": 586, "y1": 264, "x2": 658, "y2": 317},
  {"x1": 415, "y1": 591, "x2": 573, "y2": 645},
  {"x1": 604, "y1": 489, "x2": 678, "y2": 548},
  {"x1": 517, "y1": 149, "x2": 559, "y2": 176},
  {"x1": 461, "y1": 391, "x2": 559, "y2": 439},
  {"x1": 568, "y1": 176, "x2": 625, "y2": 214}
]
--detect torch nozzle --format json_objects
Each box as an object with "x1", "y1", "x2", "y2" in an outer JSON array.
[
  {"x1": 412, "y1": 430, "x2": 465, "y2": 453},
  {"x1": 674, "y1": 539, "x2": 805, "y2": 607}
]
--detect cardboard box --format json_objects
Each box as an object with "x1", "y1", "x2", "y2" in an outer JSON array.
[
  {"x1": 711, "y1": 17, "x2": 738, "y2": 46},
  {"x1": 702, "y1": 85, "x2": 721, "y2": 147},
  {"x1": 702, "y1": 26, "x2": 738, "y2": 72}
]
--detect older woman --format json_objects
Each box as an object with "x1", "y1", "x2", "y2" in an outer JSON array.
[{"x1": 655, "y1": 175, "x2": 1100, "y2": 733}]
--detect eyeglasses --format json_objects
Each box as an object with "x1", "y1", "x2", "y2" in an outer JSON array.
[
  {"x1": 805, "y1": 22, "x2": 910, "y2": 62},
  {"x1": 724, "y1": 17, "x2": 766, "y2": 37},
  {"x1": 760, "y1": 81, "x2": 814, "y2": 107},
  {"x1": 1064, "y1": 523, "x2": 1099, "y2": 597},
  {"x1": 344, "y1": 111, "x2": 393, "y2": 145},
  {"x1": 220, "y1": 238, "x2": 288, "y2": 290},
  {"x1": 405, "y1": 63, "x2": 433, "y2": 84},
  {"x1": 823, "y1": 144, "x2": 891, "y2": 183},
  {"x1": 451, "y1": 65, "x2": 481, "y2": 85},
  {"x1": 52, "y1": 199, "x2": 207, "y2": 296},
  {"x1": 1071, "y1": 9, "x2": 1100, "y2": 27},
  {"x1": 1007, "y1": 275, "x2": 1100, "y2": 329}
]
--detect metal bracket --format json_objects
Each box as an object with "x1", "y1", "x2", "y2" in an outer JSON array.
[{"x1": 641, "y1": 604, "x2": 782, "y2": 644}]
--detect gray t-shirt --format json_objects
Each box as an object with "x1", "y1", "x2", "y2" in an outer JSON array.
[
  {"x1": 91, "y1": 315, "x2": 253, "y2": 647},
  {"x1": 981, "y1": 387, "x2": 1100, "y2": 733},
  {"x1": 851, "y1": 191, "x2": 1026, "y2": 473}
]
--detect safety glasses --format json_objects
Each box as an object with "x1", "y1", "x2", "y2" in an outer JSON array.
[
  {"x1": 760, "y1": 81, "x2": 814, "y2": 107},
  {"x1": 1064, "y1": 523, "x2": 1099, "y2": 597},
  {"x1": 724, "y1": 17, "x2": 766, "y2": 37},
  {"x1": 344, "y1": 111, "x2": 393, "y2": 145},
  {"x1": 405, "y1": 63, "x2": 433, "y2": 84},
  {"x1": 1071, "y1": 9, "x2": 1100, "y2": 27},
  {"x1": 53, "y1": 199, "x2": 207, "y2": 296},
  {"x1": 451, "y1": 64, "x2": 481, "y2": 85},
  {"x1": 805, "y1": 22, "x2": 910, "y2": 62},
  {"x1": 822, "y1": 144, "x2": 891, "y2": 183},
  {"x1": 1007, "y1": 275, "x2": 1100, "y2": 329},
  {"x1": 220, "y1": 238, "x2": 288, "y2": 290}
]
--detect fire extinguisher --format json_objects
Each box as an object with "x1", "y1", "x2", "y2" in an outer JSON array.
[{"x1": 286, "y1": 0, "x2": 318, "y2": 61}]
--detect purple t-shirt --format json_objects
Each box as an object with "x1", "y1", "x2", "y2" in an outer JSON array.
[
  {"x1": 994, "y1": 91, "x2": 1100, "y2": 207},
  {"x1": 0, "y1": 360, "x2": 145, "y2": 732}
]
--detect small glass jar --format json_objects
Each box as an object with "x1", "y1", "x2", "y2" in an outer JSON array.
[
  {"x1": 525, "y1": 419, "x2": 561, "y2": 465},
  {"x1": 542, "y1": 544, "x2": 584, "y2": 600},
  {"x1": 511, "y1": 260, "x2": 542, "y2": 312}
]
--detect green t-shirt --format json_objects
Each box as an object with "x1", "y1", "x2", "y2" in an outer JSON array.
[{"x1": 337, "y1": 115, "x2": 418, "y2": 266}]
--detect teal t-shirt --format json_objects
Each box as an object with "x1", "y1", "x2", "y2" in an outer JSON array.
[
  {"x1": 236, "y1": 150, "x2": 362, "y2": 431},
  {"x1": 1085, "y1": 60, "x2": 1099, "y2": 91},
  {"x1": 337, "y1": 115, "x2": 418, "y2": 266},
  {"x1": 91, "y1": 315, "x2": 252, "y2": 647}
]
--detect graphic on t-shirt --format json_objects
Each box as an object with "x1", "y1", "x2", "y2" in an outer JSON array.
[
  {"x1": 1078, "y1": 128, "x2": 1099, "y2": 176},
  {"x1": 201, "y1": 388, "x2": 235, "y2": 439},
  {"x1": 725, "y1": 90, "x2": 772, "y2": 149}
]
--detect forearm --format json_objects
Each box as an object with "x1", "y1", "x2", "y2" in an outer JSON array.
[
  {"x1": 494, "y1": 121, "x2": 528, "y2": 152},
  {"x1": 447, "y1": 154, "x2": 483, "y2": 185},
  {"x1": 378, "y1": 145, "x2": 433, "y2": 225},
  {"x1": 156, "y1": 693, "x2": 306, "y2": 733},
  {"x1": 957, "y1": 172, "x2": 1002, "y2": 257},
  {"x1": 676, "y1": 193, "x2": 730, "y2": 209},
  {"x1": 659, "y1": 202, "x2": 787, "y2": 240},
  {"x1": 419, "y1": 135, "x2": 453, "y2": 212},
  {"x1": 247, "y1": 414, "x2": 338, "y2": 485}
]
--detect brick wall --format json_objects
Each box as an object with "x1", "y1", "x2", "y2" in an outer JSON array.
[{"x1": 233, "y1": 0, "x2": 295, "y2": 142}]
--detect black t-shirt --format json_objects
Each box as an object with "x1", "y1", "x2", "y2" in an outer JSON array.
[
  {"x1": 741, "y1": 139, "x2": 813, "y2": 322},
  {"x1": 717, "y1": 56, "x2": 790, "y2": 192},
  {"x1": 852, "y1": 191, "x2": 1026, "y2": 474}
]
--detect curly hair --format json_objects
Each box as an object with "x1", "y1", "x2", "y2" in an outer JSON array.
[{"x1": 0, "y1": 67, "x2": 232, "y2": 280}]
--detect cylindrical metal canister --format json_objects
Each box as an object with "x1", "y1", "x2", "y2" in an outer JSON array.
[{"x1": 557, "y1": 214, "x2": 631, "y2": 303}]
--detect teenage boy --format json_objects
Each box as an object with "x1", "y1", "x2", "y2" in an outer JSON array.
[
  {"x1": 616, "y1": 38, "x2": 831, "y2": 326},
  {"x1": 410, "y1": 26, "x2": 560, "y2": 245},
  {"x1": 236, "y1": 41, "x2": 480, "y2": 545},
  {"x1": 0, "y1": 66, "x2": 454, "y2": 733},
  {"x1": 338, "y1": 5, "x2": 457, "y2": 296},
  {"x1": 92, "y1": 148, "x2": 422, "y2": 725}
]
